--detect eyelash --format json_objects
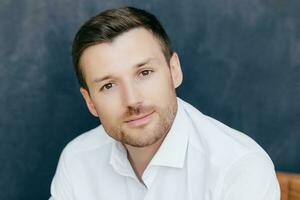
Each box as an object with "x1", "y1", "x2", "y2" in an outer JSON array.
[
  {"x1": 100, "y1": 83, "x2": 114, "y2": 91},
  {"x1": 139, "y1": 69, "x2": 153, "y2": 77},
  {"x1": 99, "y1": 69, "x2": 154, "y2": 92}
]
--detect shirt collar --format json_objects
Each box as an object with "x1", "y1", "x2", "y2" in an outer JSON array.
[
  {"x1": 109, "y1": 97, "x2": 190, "y2": 174},
  {"x1": 149, "y1": 98, "x2": 190, "y2": 168},
  {"x1": 110, "y1": 139, "x2": 136, "y2": 177}
]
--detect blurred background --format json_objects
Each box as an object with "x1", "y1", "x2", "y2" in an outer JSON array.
[{"x1": 1, "y1": 0, "x2": 300, "y2": 199}]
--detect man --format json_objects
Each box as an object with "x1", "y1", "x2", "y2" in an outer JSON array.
[{"x1": 50, "y1": 7, "x2": 280, "y2": 200}]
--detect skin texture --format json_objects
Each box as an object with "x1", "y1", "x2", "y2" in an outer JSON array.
[{"x1": 79, "y1": 27, "x2": 183, "y2": 179}]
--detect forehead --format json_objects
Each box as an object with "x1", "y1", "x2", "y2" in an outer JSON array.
[{"x1": 79, "y1": 28, "x2": 166, "y2": 82}]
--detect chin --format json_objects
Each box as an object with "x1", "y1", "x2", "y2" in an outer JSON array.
[{"x1": 123, "y1": 129, "x2": 165, "y2": 148}]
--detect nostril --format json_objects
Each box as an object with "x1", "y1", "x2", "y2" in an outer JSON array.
[{"x1": 127, "y1": 105, "x2": 142, "y2": 115}]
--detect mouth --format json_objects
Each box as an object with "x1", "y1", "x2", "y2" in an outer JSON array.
[{"x1": 125, "y1": 111, "x2": 154, "y2": 127}]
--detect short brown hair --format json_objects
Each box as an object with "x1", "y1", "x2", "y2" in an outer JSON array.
[{"x1": 72, "y1": 6, "x2": 173, "y2": 89}]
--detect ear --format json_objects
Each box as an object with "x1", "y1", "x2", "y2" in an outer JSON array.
[
  {"x1": 80, "y1": 87, "x2": 99, "y2": 117},
  {"x1": 169, "y1": 52, "x2": 183, "y2": 88}
]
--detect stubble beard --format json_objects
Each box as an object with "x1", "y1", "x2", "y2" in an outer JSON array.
[{"x1": 102, "y1": 97, "x2": 178, "y2": 148}]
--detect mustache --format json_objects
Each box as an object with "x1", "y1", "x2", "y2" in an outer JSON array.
[{"x1": 122, "y1": 105, "x2": 154, "y2": 119}]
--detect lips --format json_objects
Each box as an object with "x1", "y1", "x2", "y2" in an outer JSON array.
[{"x1": 125, "y1": 111, "x2": 154, "y2": 127}]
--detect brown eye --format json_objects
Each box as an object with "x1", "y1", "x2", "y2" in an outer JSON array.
[
  {"x1": 101, "y1": 83, "x2": 113, "y2": 91},
  {"x1": 140, "y1": 70, "x2": 152, "y2": 76}
]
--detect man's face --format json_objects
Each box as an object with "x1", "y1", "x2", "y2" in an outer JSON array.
[{"x1": 79, "y1": 28, "x2": 182, "y2": 147}]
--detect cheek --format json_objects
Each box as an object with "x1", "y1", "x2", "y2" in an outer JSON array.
[
  {"x1": 142, "y1": 73, "x2": 175, "y2": 100},
  {"x1": 97, "y1": 106, "x2": 119, "y2": 128},
  {"x1": 92, "y1": 98, "x2": 121, "y2": 121}
]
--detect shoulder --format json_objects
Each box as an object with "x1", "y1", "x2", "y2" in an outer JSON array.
[
  {"x1": 60, "y1": 125, "x2": 113, "y2": 160},
  {"x1": 204, "y1": 114, "x2": 273, "y2": 168},
  {"x1": 214, "y1": 151, "x2": 280, "y2": 199},
  {"x1": 180, "y1": 99, "x2": 279, "y2": 198},
  {"x1": 50, "y1": 126, "x2": 115, "y2": 199},
  {"x1": 180, "y1": 98, "x2": 273, "y2": 169}
]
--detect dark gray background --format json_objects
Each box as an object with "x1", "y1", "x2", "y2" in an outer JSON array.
[{"x1": 1, "y1": 0, "x2": 299, "y2": 199}]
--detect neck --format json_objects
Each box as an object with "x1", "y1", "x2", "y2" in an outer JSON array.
[{"x1": 124, "y1": 136, "x2": 166, "y2": 182}]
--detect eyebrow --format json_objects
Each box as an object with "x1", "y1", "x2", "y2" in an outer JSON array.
[{"x1": 92, "y1": 57, "x2": 156, "y2": 84}]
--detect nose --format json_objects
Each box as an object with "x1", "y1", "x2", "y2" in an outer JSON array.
[{"x1": 121, "y1": 80, "x2": 143, "y2": 109}]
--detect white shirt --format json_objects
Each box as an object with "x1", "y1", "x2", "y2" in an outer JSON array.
[{"x1": 49, "y1": 98, "x2": 280, "y2": 200}]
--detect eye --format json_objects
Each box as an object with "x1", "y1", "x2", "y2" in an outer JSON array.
[
  {"x1": 100, "y1": 83, "x2": 113, "y2": 91},
  {"x1": 140, "y1": 70, "x2": 152, "y2": 77}
]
